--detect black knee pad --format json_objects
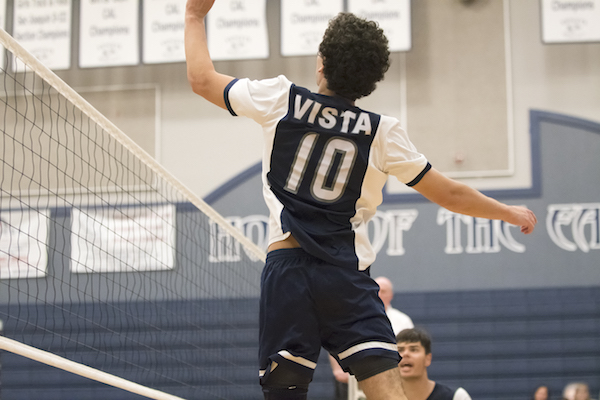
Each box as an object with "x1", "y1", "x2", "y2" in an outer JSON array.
[
  {"x1": 260, "y1": 354, "x2": 314, "y2": 400},
  {"x1": 349, "y1": 355, "x2": 399, "y2": 382}
]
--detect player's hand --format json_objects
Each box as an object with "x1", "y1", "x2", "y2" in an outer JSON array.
[
  {"x1": 508, "y1": 206, "x2": 537, "y2": 234},
  {"x1": 186, "y1": 0, "x2": 215, "y2": 19}
]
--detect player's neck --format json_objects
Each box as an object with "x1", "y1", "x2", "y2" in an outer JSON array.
[
  {"x1": 401, "y1": 376, "x2": 435, "y2": 400},
  {"x1": 316, "y1": 81, "x2": 355, "y2": 106},
  {"x1": 317, "y1": 82, "x2": 336, "y2": 98}
]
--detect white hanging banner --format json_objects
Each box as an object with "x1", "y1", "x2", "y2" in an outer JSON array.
[
  {"x1": 206, "y1": 0, "x2": 269, "y2": 61},
  {"x1": 70, "y1": 205, "x2": 176, "y2": 273},
  {"x1": 12, "y1": 0, "x2": 72, "y2": 71},
  {"x1": 0, "y1": 0, "x2": 6, "y2": 67},
  {"x1": 79, "y1": 0, "x2": 140, "y2": 68},
  {"x1": 0, "y1": 210, "x2": 50, "y2": 279},
  {"x1": 541, "y1": 0, "x2": 600, "y2": 43},
  {"x1": 143, "y1": 0, "x2": 186, "y2": 64},
  {"x1": 348, "y1": 0, "x2": 411, "y2": 52},
  {"x1": 280, "y1": 0, "x2": 342, "y2": 57}
]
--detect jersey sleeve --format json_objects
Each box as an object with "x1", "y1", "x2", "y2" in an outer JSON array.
[
  {"x1": 453, "y1": 387, "x2": 472, "y2": 400},
  {"x1": 373, "y1": 116, "x2": 430, "y2": 186},
  {"x1": 224, "y1": 75, "x2": 293, "y2": 125}
]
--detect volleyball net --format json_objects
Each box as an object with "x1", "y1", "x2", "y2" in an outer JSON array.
[{"x1": 0, "y1": 27, "x2": 265, "y2": 400}]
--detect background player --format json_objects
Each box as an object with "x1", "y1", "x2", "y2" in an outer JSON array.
[
  {"x1": 185, "y1": 1, "x2": 537, "y2": 399},
  {"x1": 397, "y1": 328, "x2": 472, "y2": 400},
  {"x1": 375, "y1": 276, "x2": 414, "y2": 335}
]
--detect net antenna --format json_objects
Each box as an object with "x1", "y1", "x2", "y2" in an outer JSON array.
[{"x1": 1, "y1": 26, "x2": 265, "y2": 400}]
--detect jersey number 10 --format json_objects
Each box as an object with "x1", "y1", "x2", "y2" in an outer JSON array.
[{"x1": 284, "y1": 133, "x2": 358, "y2": 203}]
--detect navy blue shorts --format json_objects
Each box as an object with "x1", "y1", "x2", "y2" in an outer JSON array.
[{"x1": 259, "y1": 248, "x2": 399, "y2": 380}]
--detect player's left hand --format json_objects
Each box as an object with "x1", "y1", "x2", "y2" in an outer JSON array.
[
  {"x1": 509, "y1": 205, "x2": 537, "y2": 234},
  {"x1": 186, "y1": 0, "x2": 215, "y2": 19}
]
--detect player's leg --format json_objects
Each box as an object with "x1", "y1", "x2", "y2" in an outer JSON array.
[
  {"x1": 260, "y1": 351, "x2": 316, "y2": 400},
  {"x1": 318, "y1": 265, "x2": 402, "y2": 399},
  {"x1": 358, "y1": 366, "x2": 407, "y2": 400},
  {"x1": 259, "y1": 249, "x2": 321, "y2": 400}
]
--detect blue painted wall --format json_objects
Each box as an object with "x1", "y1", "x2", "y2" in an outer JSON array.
[{"x1": 206, "y1": 110, "x2": 600, "y2": 293}]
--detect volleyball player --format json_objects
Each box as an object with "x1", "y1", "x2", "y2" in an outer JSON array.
[
  {"x1": 397, "y1": 328, "x2": 472, "y2": 400},
  {"x1": 185, "y1": 1, "x2": 537, "y2": 399}
]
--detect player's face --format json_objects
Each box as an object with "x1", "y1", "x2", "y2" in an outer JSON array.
[{"x1": 397, "y1": 341, "x2": 431, "y2": 379}]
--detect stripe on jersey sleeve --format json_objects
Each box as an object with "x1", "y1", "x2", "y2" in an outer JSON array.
[
  {"x1": 224, "y1": 78, "x2": 240, "y2": 116},
  {"x1": 406, "y1": 162, "x2": 432, "y2": 187}
]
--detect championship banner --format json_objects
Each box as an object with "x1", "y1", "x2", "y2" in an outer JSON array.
[
  {"x1": 70, "y1": 205, "x2": 176, "y2": 273},
  {"x1": 348, "y1": 0, "x2": 411, "y2": 52},
  {"x1": 79, "y1": 0, "x2": 140, "y2": 68},
  {"x1": 0, "y1": 210, "x2": 50, "y2": 279},
  {"x1": 12, "y1": 0, "x2": 72, "y2": 71},
  {"x1": 541, "y1": 0, "x2": 600, "y2": 43},
  {"x1": 206, "y1": 0, "x2": 268, "y2": 61},
  {"x1": 143, "y1": 0, "x2": 186, "y2": 64},
  {"x1": 280, "y1": 0, "x2": 343, "y2": 57}
]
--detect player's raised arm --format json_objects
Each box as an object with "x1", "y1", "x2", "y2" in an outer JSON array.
[
  {"x1": 412, "y1": 167, "x2": 538, "y2": 234},
  {"x1": 185, "y1": 0, "x2": 236, "y2": 109}
]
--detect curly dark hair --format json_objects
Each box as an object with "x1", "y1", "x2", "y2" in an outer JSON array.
[{"x1": 318, "y1": 13, "x2": 390, "y2": 101}]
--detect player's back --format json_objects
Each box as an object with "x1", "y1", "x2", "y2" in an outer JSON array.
[
  {"x1": 266, "y1": 84, "x2": 382, "y2": 268},
  {"x1": 225, "y1": 75, "x2": 427, "y2": 270}
]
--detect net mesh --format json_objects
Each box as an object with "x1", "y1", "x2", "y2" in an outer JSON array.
[{"x1": 0, "y1": 28, "x2": 264, "y2": 400}]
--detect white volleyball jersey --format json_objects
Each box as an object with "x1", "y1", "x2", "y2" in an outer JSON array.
[{"x1": 225, "y1": 75, "x2": 429, "y2": 270}]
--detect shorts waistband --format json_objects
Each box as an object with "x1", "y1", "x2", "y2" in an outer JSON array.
[{"x1": 266, "y1": 247, "x2": 313, "y2": 263}]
